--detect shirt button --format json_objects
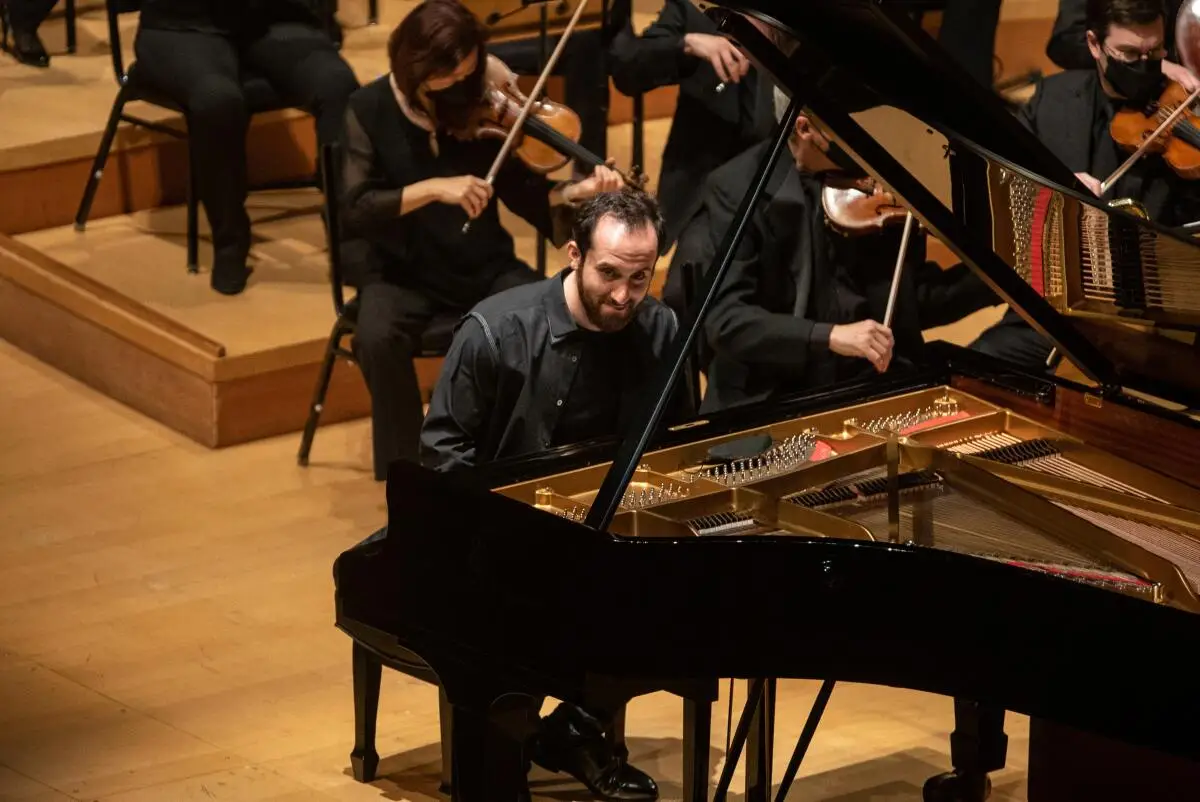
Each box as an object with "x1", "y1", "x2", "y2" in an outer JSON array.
[
  {"x1": 556, "y1": 399, "x2": 563, "y2": 406},
  {"x1": 571, "y1": 355, "x2": 578, "y2": 362}
]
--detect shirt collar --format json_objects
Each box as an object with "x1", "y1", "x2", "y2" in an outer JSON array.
[{"x1": 545, "y1": 268, "x2": 583, "y2": 343}]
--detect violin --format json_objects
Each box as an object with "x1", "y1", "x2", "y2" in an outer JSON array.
[
  {"x1": 820, "y1": 174, "x2": 911, "y2": 235},
  {"x1": 454, "y1": 55, "x2": 647, "y2": 188},
  {"x1": 1110, "y1": 79, "x2": 1200, "y2": 180}
]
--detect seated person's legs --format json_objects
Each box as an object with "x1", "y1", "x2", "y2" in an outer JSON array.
[
  {"x1": 134, "y1": 28, "x2": 252, "y2": 293},
  {"x1": 240, "y1": 20, "x2": 362, "y2": 156},
  {"x1": 968, "y1": 308, "x2": 1057, "y2": 372},
  {"x1": 354, "y1": 282, "x2": 441, "y2": 480}
]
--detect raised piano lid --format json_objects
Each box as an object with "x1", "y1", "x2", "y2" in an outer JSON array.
[
  {"x1": 582, "y1": 0, "x2": 1200, "y2": 528},
  {"x1": 696, "y1": 0, "x2": 1200, "y2": 405}
]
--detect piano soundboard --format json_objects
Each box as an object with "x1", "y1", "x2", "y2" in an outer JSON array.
[{"x1": 495, "y1": 386, "x2": 1200, "y2": 611}]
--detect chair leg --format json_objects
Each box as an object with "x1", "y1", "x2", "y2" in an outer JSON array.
[
  {"x1": 75, "y1": 87, "x2": 129, "y2": 231},
  {"x1": 438, "y1": 686, "x2": 453, "y2": 794},
  {"x1": 64, "y1": 0, "x2": 76, "y2": 54},
  {"x1": 185, "y1": 141, "x2": 199, "y2": 273},
  {"x1": 368, "y1": 0, "x2": 378, "y2": 25},
  {"x1": 297, "y1": 322, "x2": 346, "y2": 466},
  {"x1": 351, "y1": 641, "x2": 382, "y2": 783}
]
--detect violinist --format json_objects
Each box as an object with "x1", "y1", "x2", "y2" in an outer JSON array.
[
  {"x1": 695, "y1": 89, "x2": 997, "y2": 414},
  {"x1": 970, "y1": 0, "x2": 1200, "y2": 369},
  {"x1": 337, "y1": 0, "x2": 622, "y2": 481}
]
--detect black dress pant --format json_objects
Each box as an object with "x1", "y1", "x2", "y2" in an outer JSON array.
[
  {"x1": 354, "y1": 266, "x2": 541, "y2": 480},
  {"x1": 8, "y1": 0, "x2": 56, "y2": 31},
  {"x1": 489, "y1": 28, "x2": 609, "y2": 167},
  {"x1": 133, "y1": 23, "x2": 360, "y2": 281}
]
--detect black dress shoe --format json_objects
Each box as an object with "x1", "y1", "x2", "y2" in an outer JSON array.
[
  {"x1": 531, "y1": 703, "x2": 658, "y2": 801},
  {"x1": 6, "y1": 28, "x2": 50, "y2": 68}
]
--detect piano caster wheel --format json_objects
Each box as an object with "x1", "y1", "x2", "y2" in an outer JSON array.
[
  {"x1": 351, "y1": 749, "x2": 379, "y2": 783},
  {"x1": 923, "y1": 770, "x2": 992, "y2": 802}
]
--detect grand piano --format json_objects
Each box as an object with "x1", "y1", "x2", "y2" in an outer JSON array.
[{"x1": 333, "y1": 0, "x2": 1200, "y2": 800}]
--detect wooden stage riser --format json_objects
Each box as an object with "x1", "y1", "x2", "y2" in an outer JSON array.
[
  {"x1": 0, "y1": 81, "x2": 679, "y2": 237},
  {"x1": 0, "y1": 267, "x2": 443, "y2": 448}
]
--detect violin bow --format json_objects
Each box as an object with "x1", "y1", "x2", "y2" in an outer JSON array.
[
  {"x1": 1100, "y1": 85, "x2": 1200, "y2": 194},
  {"x1": 884, "y1": 210, "x2": 916, "y2": 328},
  {"x1": 463, "y1": 0, "x2": 593, "y2": 233}
]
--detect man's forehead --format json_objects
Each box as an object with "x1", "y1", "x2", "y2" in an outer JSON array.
[
  {"x1": 589, "y1": 218, "x2": 658, "y2": 262},
  {"x1": 1106, "y1": 19, "x2": 1163, "y2": 46}
]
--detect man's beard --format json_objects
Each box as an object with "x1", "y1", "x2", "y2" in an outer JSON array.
[{"x1": 579, "y1": 285, "x2": 637, "y2": 332}]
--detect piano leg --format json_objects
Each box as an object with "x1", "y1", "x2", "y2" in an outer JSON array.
[
  {"x1": 449, "y1": 699, "x2": 529, "y2": 802},
  {"x1": 682, "y1": 697, "x2": 711, "y2": 802},
  {"x1": 923, "y1": 699, "x2": 1008, "y2": 802},
  {"x1": 350, "y1": 641, "x2": 382, "y2": 782},
  {"x1": 439, "y1": 687, "x2": 453, "y2": 794},
  {"x1": 745, "y1": 678, "x2": 776, "y2": 802}
]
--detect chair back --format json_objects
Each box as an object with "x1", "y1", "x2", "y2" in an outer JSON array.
[
  {"x1": 106, "y1": 0, "x2": 142, "y2": 85},
  {"x1": 320, "y1": 141, "x2": 348, "y2": 318}
]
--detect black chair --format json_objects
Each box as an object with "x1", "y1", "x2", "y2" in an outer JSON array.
[
  {"x1": 297, "y1": 142, "x2": 460, "y2": 475},
  {"x1": 73, "y1": 1, "x2": 319, "y2": 273},
  {"x1": 676, "y1": 259, "x2": 709, "y2": 411}
]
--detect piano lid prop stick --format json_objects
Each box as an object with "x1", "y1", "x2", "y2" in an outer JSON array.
[
  {"x1": 462, "y1": 0, "x2": 592, "y2": 234},
  {"x1": 883, "y1": 210, "x2": 915, "y2": 328},
  {"x1": 1100, "y1": 85, "x2": 1200, "y2": 194}
]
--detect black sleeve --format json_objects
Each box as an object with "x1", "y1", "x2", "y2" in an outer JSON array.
[
  {"x1": 609, "y1": 0, "x2": 701, "y2": 96},
  {"x1": 419, "y1": 315, "x2": 501, "y2": 472},
  {"x1": 491, "y1": 157, "x2": 573, "y2": 248},
  {"x1": 339, "y1": 105, "x2": 406, "y2": 239},
  {"x1": 912, "y1": 262, "x2": 1002, "y2": 328},
  {"x1": 1045, "y1": 0, "x2": 1094, "y2": 71},
  {"x1": 703, "y1": 198, "x2": 832, "y2": 368},
  {"x1": 1017, "y1": 79, "x2": 1042, "y2": 136}
]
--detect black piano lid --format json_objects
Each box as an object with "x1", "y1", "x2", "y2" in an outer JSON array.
[
  {"x1": 699, "y1": 0, "x2": 1200, "y2": 401},
  {"x1": 577, "y1": 0, "x2": 1200, "y2": 530}
]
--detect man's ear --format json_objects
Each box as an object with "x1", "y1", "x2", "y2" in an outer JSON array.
[
  {"x1": 567, "y1": 240, "x2": 582, "y2": 267},
  {"x1": 1086, "y1": 29, "x2": 1103, "y2": 62}
]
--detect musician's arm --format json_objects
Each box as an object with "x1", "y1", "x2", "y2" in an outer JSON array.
[
  {"x1": 704, "y1": 221, "x2": 830, "y2": 367},
  {"x1": 609, "y1": 0, "x2": 698, "y2": 95},
  {"x1": 912, "y1": 261, "x2": 1001, "y2": 328},
  {"x1": 340, "y1": 107, "x2": 443, "y2": 236},
  {"x1": 419, "y1": 315, "x2": 500, "y2": 472},
  {"x1": 1045, "y1": 0, "x2": 1093, "y2": 71},
  {"x1": 492, "y1": 157, "x2": 574, "y2": 248}
]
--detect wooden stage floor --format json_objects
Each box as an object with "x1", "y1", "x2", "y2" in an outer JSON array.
[{"x1": 0, "y1": 339, "x2": 1032, "y2": 801}]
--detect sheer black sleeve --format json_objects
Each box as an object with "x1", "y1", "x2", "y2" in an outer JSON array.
[{"x1": 339, "y1": 105, "x2": 406, "y2": 238}]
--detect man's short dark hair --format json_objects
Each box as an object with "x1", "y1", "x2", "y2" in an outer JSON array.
[
  {"x1": 1086, "y1": 0, "x2": 1165, "y2": 42},
  {"x1": 571, "y1": 188, "x2": 665, "y2": 261}
]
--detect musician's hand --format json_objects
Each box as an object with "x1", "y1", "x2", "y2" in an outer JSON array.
[
  {"x1": 433, "y1": 175, "x2": 493, "y2": 219},
  {"x1": 1164, "y1": 59, "x2": 1200, "y2": 94},
  {"x1": 829, "y1": 320, "x2": 894, "y2": 373},
  {"x1": 1074, "y1": 172, "x2": 1103, "y2": 197},
  {"x1": 564, "y1": 161, "x2": 624, "y2": 202},
  {"x1": 683, "y1": 33, "x2": 750, "y2": 84}
]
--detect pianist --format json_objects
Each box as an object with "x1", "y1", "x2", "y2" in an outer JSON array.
[
  {"x1": 969, "y1": 0, "x2": 1200, "y2": 368},
  {"x1": 340, "y1": 0, "x2": 622, "y2": 481},
  {"x1": 692, "y1": 88, "x2": 997, "y2": 413},
  {"x1": 416, "y1": 188, "x2": 678, "y2": 801}
]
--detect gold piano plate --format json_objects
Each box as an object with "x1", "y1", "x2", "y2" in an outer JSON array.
[{"x1": 498, "y1": 384, "x2": 1200, "y2": 613}]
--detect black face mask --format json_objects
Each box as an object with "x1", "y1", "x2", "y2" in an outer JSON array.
[
  {"x1": 426, "y1": 73, "x2": 483, "y2": 131},
  {"x1": 1103, "y1": 54, "x2": 1165, "y2": 107}
]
